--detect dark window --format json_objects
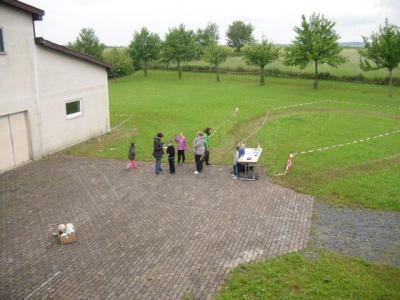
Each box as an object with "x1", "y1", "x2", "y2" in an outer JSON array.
[
  {"x1": 0, "y1": 29, "x2": 4, "y2": 52},
  {"x1": 66, "y1": 100, "x2": 81, "y2": 116}
]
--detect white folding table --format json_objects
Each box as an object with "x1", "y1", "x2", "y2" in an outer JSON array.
[{"x1": 237, "y1": 147, "x2": 263, "y2": 180}]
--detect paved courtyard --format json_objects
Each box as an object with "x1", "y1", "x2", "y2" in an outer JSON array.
[{"x1": 0, "y1": 155, "x2": 313, "y2": 299}]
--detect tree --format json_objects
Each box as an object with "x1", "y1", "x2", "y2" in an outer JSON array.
[
  {"x1": 128, "y1": 27, "x2": 161, "y2": 77},
  {"x1": 103, "y1": 48, "x2": 134, "y2": 78},
  {"x1": 68, "y1": 28, "x2": 105, "y2": 60},
  {"x1": 284, "y1": 13, "x2": 346, "y2": 89},
  {"x1": 226, "y1": 21, "x2": 254, "y2": 53},
  {"x1": 195, "y1": 22, "x2": 219, "y2": 56},
  {"x1": 359, "y1": 19, "x2": 400, "y2": 97},
  {"x1": 162, "y1": 24, "x2": 197, "y2": 79},
  {"x1": 202, "y1": 45, "x2": 232, "y2": 82},
  {"x1": 242, "y1": 40, "x2": 279, "y2": 85}
]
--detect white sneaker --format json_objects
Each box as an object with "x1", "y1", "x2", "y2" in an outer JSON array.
[{"x1": 194, "y1": 171, "x2": 199, "y2": 175}]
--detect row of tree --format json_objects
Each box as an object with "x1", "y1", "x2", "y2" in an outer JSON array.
[{"x1": 68, "y1": 15, "x2": 400, "y2": 96}]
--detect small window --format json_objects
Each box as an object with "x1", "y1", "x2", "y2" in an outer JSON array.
[
  {"x1": 0, "y1": 28, "x2": 5, "y2": 53},
  {"x1": 66, "y1": 100, "x2": 82, "y2": 119}
]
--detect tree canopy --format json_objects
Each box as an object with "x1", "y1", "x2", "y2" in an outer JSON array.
[
  {"x1": 284, "y1": 13, "x2": 346, "y2": 89},
  {"x1": 202, "y1": 45, "x2": 232, "y2": 82},
  {"x1": 162, "y1": 24, "x2": 197, "y2": 79},
  {"x1": 242, "y1": 40, "x2": 279, "y2": 85},
  {"x1": 226, "y1": 21, "x2": 254, "y2": 53},
  {"x1": 68, "y1": 28, "x2": 105, "y2": 60},
  {"x1": 359, "y1": 19, "x2": 400, "y2": 97},
  {"x1": 195, "y1": 22, "x2": 219, "y2": 56},
  {"x1": 103, "y1": 48, "x2": 134, "y2": 78},
  {"x1": 128, "y1": 27, "x2": 161, "y2": 77}
]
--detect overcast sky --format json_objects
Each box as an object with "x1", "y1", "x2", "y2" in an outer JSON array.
[{"x1": 26, "y1": 0, "x2": 399, "y2": 46}]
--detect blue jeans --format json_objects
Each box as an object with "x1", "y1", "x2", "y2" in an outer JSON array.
[
  {"x1": 155, "y1": 159, "x2": 162, "y2": 174},
  {"x1": 233, "y1": 164, "x2": 238, "y2": 176}
]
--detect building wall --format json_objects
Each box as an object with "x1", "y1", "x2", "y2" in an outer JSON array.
[
  {"x1": 0, "y1": 3, "x2": 110, "y2": 163},
  {"x1": 36, "y1": 46, "x2": 110, "y2": 155},
  {"x1": 0, "y1": 4, "x2": 38, "y2": 158}
]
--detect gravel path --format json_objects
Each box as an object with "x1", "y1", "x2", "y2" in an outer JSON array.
[{"x1": 312, "y1": 202, "x2": 400, "y2": 267}]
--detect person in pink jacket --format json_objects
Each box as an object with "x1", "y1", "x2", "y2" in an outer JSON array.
[{"x1": 175, "y1": 132, "x2": 188, "y2": 165}]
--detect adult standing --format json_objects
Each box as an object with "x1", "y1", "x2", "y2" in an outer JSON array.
[
  {"x1": 153, "y1": 132, "x2": 164, "y2": 175},
  {"x1": 193, "y1": 132, "x2": 205, "y2": 175},
  {"x1": 203, "y1": 127, "x2": 212, "y2": 165}
]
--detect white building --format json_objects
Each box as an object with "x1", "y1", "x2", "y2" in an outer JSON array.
[{"x1": 0, "y1": 0, "x2": 111, "y2": 172}]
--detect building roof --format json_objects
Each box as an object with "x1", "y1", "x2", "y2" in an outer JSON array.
[
  {"x1": 35, "y1": 38, "x2": 112, "y2": 70},
  {"x1": 2, "y1": 0, "x2": 112, "y2": 70},
  {"x1": 1, "y1": 0, "x2": 44, "y2": 20}
]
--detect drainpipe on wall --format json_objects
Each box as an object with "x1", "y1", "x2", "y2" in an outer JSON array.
[{"x1": 30, "y1": 18, "x2": 43, "y2": 160}]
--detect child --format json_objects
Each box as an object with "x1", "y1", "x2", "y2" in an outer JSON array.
[
  {"x1": 126, "y1": 142, "x2": 137, "y2": 169},
  {"x1": 175, "y1": 133, "x2": 188, "y2": 164},
  {"x1": 166, "y1": 141, "x2": 176, "y2": 174}
]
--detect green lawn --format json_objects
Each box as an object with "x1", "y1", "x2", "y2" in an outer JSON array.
[
  {"x1": 156, "y1": 48, "x2": 400, "y2": 80},
  {"x1": 216, "y1": 251, "x2": 400, "y2": 300},
  {"x1": 67, "y1": 70, "x2": 400, "y2": 211}
]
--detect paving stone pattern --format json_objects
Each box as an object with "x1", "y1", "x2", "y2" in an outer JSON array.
[{"x1": 0, "y1": 155, "x2": 313, "y2": 299}]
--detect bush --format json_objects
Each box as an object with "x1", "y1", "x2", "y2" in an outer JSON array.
[
  {"x1": 103, "y1": 48, "x2": 134, "y2": 78},
  {"x1": 150, "y1": 63, "x2": 399, "y2": 86}
]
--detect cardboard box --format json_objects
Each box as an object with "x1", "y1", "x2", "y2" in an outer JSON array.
[{"x1": 59, "y1": 232, "x2": 77, "y2": 245}]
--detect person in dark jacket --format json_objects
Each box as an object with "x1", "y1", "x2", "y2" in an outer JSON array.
[
  {"x1": 126, "y1": 142, "x2": 137, "y2": 169},
  {"x1": 153, "y1": 132, "x2": 164, "y2": 175},
  {"x1": 166, "y1": 141, "x2": 176, "y2": 174}
]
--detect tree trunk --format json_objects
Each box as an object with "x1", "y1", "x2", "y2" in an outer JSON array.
[
  {"x1": 260, "y1": 66, "x2": 265, "y2": 85},
  {"x1": 389, "y1": 69, "x2": 393, "y2": 97},
  {"x1": 144, "y1": 59, "x2": 148, "y2": 77},
  {"x1": 178, "y1": 60, "x2": 182, "y2": 79},
  {"x1": 314, "y1": 61, "x2": 319, "y2": 89},
  {"x1": 216, "y1": 65, "x2": 220, "y2": 82}
]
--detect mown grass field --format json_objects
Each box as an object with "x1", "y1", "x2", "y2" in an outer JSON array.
[
  {"x1": 216, "y1": 251, "x2": 400, "y2": 300},
  {"x1": 156, "y1": 48, "x2": 400, "y2": 80},
  {"x1": 67, "y1": 70, "x2": 400, "y2": 211}
]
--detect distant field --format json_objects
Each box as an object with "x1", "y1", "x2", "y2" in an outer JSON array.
[
  {"x1": 67, "y1": 70, "x2": 400, "y2": 211},
  {"x1": 153, "y1": 48, "x2": 400, "y2": 81}
]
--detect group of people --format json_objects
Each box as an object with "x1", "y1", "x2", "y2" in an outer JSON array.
[
  {"x1": 153, "y1": 128, "x2": 212, "y2": 175},
  {"x1": 126, "y1": 128, "x2": 213, "y2": 175},
  {"x1": 126, "y1": 127, "x2": 249, "y2": 179}
]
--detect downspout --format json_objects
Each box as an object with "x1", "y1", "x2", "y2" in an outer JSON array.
[
  {"x1": 105, "y1": 71, "x2": 111, "y2": 132},
  {"x1": 31, "y1": 17, "x2": 43, "y2": 159}
]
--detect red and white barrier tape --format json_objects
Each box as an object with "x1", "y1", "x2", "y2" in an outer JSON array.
[
  {"x1": 294, "y1": 129, "x2": 400, "y2": 156},
  {"x1": 212, "y1": 109, "x2": 239, "y2": 136},
  {"x1": 327, "y1": 99, "x2": 400, "y2": 109},
  {"x1": 111, "y1": 114, "x2": 133, "y2": 131},
  {"x1": 275, "y1": 129, "x2": 400, "y2": 176},
  {"x1": 240, "y1": 100, "x2": 333, "y2": 143},
  {"x1": 275, "y1": 153, "x2": 294, "y2": 176}
]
